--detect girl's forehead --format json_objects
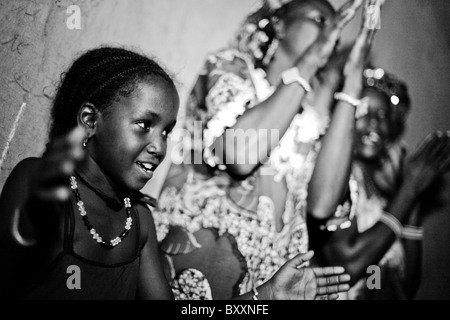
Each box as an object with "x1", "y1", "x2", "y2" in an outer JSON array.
[{"x1": 114, "y1": 81, "x2": 179, "y2": 118}]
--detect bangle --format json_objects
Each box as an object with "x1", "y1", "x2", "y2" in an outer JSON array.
[
  {"x1": 334, "y1": 92, "x2": 361, "y2": 108},
  {"x1": 401, "y1": 225, "x2": 424, "y2": 241},
  {"x1": 281, "y1": 67, "x2": 312, "y2": 93},
  {"x1": 11, "y1": 208, "x2": 37, "y2": 247},
  {"x1": 379, "y1": 211, "x2": 403, "y2": 238},
  {"x1": 334, "y1": 93, "x2": 370, "y2": 119},
  {"x1": 252, "y1": 287, "x2": 259, "y2": 300}
]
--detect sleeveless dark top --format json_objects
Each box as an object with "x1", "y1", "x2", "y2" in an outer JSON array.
[{"x1": 21, "y1": 201, "x2": 141, "y2": 300}]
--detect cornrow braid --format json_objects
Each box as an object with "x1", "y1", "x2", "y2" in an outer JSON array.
[{"x1": 49, "y1": 47, "x2": 175, "y2": 141}]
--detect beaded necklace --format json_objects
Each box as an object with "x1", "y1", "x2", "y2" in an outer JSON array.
[{"x1": 70, "y1": 176, "x2": 132, "y2": 248}]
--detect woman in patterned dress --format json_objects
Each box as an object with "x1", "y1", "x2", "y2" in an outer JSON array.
[{"x1": 153, "y1": 0, "x2": 365, "y2": 299}]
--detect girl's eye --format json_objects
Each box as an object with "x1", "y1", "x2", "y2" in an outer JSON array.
[{"x1": 137, "y1": 122, "x2": 151, "y2": 131}]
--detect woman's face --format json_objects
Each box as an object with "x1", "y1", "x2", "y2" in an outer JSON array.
[
  {"x1": 278, "y1": 0, "x2": 335, "y2": 61},
  {"x1": 90, "y1": 80, "x2": 179, "y2": 191},
  {"x1": 356, "y1": 88, "x2": 392, "y2": 160}
]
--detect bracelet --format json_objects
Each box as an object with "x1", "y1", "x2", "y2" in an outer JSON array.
[
  {"x1": 379, "y1": 211, "x2": 403, "y2": 238},
  {"x1": 11, "y1": 208, "x2": 37, "y2": 247},
  {"x1": 401, "y1": 225, "x2": 424, "y2": 241},
  {"x1": 252, "y1": 287, "x2": 259, "y2": 300},
  {"x1": 281, "y1": 67, "x2": 312, "y2": 93},
  {"x1": 334, "y1": 92, "x2": 370, "y2": 119},
  {"x1": 334, "y1": 92, "x2": 361, "y2": 108}
]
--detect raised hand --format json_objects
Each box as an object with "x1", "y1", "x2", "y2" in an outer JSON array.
[
  {"x1": 303, "y1": 0, "x2": 364, "y2": 69},
  {"x1": 403, "y1": 131, "x2": 450, "y2": 196},
  {"x1": 30, "y1": 126, "x2": 85, "y2": 202},
  {"x1": 343, "y1": 0, "x2": 385, "y2": 84},
  {"x1": 265, "y1": 251, "x2": 351, "y2": 300}
]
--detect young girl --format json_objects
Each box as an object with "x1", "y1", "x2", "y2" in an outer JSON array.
[{"x1": 0, "y1": 47, "x2": 350, "y2": 300}]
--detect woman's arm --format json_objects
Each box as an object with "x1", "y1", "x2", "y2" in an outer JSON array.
[
  {"x1": 308, "y1": 0, "x2": 379, "y2": 219},
  {"x1": 217, "y1": 0, "x2": 363, "y2": 179}
]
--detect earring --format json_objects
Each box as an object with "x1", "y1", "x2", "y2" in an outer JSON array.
[{"x1": 83, "y1": 138, "x2": 89, "y2": 148}]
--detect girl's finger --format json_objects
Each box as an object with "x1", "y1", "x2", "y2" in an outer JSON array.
[
  {"x1": 45, "y1": 126, "x2": 86, "y2": 160},
  {"x1": 66, "y1": 126, "x2": 86, "y2": 160},
  {"x1": 34, "y1": 156, "x2": 75, "y2": 190},
  {"x1": 34, "y1": 186, "x2": 71, "y2": 202},
  {"x1": 312, "y1": 266, "x2": 346, "y2": 277}
]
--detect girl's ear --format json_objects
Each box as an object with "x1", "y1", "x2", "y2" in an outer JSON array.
[{"x1": 77, "y1": 102, "x2": 98, "y2": 137}]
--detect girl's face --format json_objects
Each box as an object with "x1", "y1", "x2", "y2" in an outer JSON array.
[
  {"x1": 356, "y1": 88, "x2": 391, "y2": 160},
  {"x1": 91, "y1": 80, "x2": 179, "y2": 191},
  {"x1": 279, "y1": 0, "x2": 334, "y2": 61}
]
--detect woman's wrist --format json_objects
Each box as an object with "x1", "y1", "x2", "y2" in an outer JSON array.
[
  {"x1": 341, "y1": 81, "x2": 362, "y2": 99},
  {"x1": 295, "y1": 53, "x2": 321, "y2": 81}
]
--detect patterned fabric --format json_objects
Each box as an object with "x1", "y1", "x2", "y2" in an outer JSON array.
[
  {"x1": 172, "y1": 269, "x2": 213, "y2": 300},
  {"x1": 153, "y1": 48, "x2": 355, "y2": 299}
]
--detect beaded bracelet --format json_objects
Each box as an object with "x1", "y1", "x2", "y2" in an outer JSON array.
[
  {"x1": 334, "y1": 92, "x2": 370, "y2": 119},
  {"x1": 334, "y1": 92, "x2": 361, "y2": 108}
]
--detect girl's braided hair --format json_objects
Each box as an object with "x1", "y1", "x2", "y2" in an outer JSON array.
[{"x1": 49, "y1": 47, "x2": 174, "y2": 141}]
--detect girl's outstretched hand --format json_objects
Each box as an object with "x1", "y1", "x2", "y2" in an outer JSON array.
[
  {"x1": 403, "y1": 131, "x2": 450, "y2": 196},
  {"x1": 264, "y1": 251, "x2": 351, "y2": 300},
  {"x1": 30, "y1": 126, "x2": 85, "y2": 202}
]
